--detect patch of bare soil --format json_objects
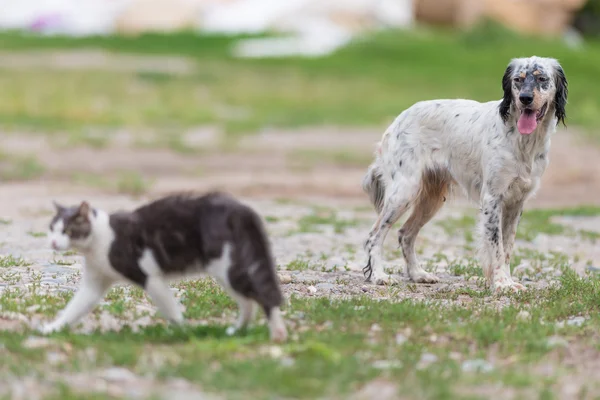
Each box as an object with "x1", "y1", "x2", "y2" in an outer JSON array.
[{"x1": 1, "y1": 126, "x2": 599, "y2": 207}]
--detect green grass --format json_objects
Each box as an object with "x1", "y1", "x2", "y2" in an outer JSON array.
[
  {"x1": 519, "y1": 206, "x2": 600, "y2": 241},
  {"x1": 0, "y1": 23, "x2": 599, "y2": 138},
  {"x1": 0, "y1": 151, "x2": 45, "y2": 181},
  {"x1": 72, "y1": 171, "x2": 152, "y2": 197},
  {"x1": 0, "y1": 254, "x2": 30, "y2": 267},
  {"x1": 436, "y1": 206, "x2": 600, "y2": 243},
  {"x1": 2, "y1": 269, "x2": 600, "y2": 399},
  {"x1": 292, "y1": 207, "x2": 361, "y2": 235}
]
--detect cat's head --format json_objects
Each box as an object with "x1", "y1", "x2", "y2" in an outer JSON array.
[{"x1": 48, "y1": 201, "x2": 95, "y2": 251}]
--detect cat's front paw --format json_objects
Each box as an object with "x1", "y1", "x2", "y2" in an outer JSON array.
[
  {"x1": 225, "y1": 326, "x2": 238, "y2": 336},
  {"x1": 37, "y1": 322, "x2": 61, "y2": 335}
]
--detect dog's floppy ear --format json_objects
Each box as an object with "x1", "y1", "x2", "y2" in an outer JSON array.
[
  {"x1": 499, "y1": 62, "x2": 514, "y2": 123},
  {"x1": 553, "y1": 63, "x2": 568, "y2": 127}
]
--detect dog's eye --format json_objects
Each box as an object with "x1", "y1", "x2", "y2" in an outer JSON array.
[
  {"x1": 538, "y1": 76, "x2": 548, "y2": 82},
  {"x1": 513, "y1": 77, "x2": 523, "y2": 83}
]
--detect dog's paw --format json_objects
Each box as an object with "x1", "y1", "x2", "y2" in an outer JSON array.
[
  {"x1": 410, "y1": 270, "x2": 440, "y2": 284},
  {"x1": 270, "y1": 325, "x2": 288, "y2": 343},
  {"x1": 371, "y1": 273, "x2": 399, "y2": 286},
  {"x1": 492, "y1": 278, "x2": 526, "y2": 294}
]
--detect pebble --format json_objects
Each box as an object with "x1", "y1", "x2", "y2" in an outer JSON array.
[
  {"x1": 361, "y1": 286, "x2": 369, "y2": 293},
  {"x1": 278, "y1": 274, "x2": 292, "y2": 284},
  {"x1": 22, "y1": 336, "x2": 52, "y2": 349},
  {"x1": 516, "y1": 310, "x2": 530, "y2": 321},
  {"x1": 566, "y1": 316, "x2": 586, "y2": 327},
  {"x1": 417, "y1": 353, "x2": 438, "y2": 369},
  {"x1": 326, "y1": 257, "x2": 346, "y2": 270},
  {"x1": 102, "y1": 367, "x2": 138, "y2": 383},
  {"x1": 307, "y1": 286, "x2": 317, "y2": 294},
  {"x1": 46, "y1": 351, "x2": 67, "y2": 365},
  {"x1": 316, "y1": 283, "x2": 335, "y2": 291},
  {"x1": 372, "y1": 360, "x2": 402, "y2": 370},
  {"x1": 546, "y1": 335, "x2": 569, "y2": 348},
  {"x1": 462, "y1": 359, "x2": 493, "y2": 373},
  {"x1": 268, "y1": 346, "x2": 283, "y2": 359},
  {"x1": 395, "y1": 333, "x2": 407, "y2": 346}
]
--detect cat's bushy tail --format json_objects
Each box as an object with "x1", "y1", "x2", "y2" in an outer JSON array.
[{"x1": 232, "y1": 206, "x2": 283, "y2": 309}]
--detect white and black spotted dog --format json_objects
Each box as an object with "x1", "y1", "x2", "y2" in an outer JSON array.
[{"x1": 362, "y1": 56, "x2": 568, "y2": 292}]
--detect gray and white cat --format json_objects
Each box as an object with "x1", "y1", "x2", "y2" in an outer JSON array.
[{"x1": 42, "y1": 192, "x2": 287, "y2": 342}]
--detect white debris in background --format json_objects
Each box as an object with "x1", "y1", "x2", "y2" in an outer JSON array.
[
  {"x1": 204, "y1": 0, "x2": 414, "y2": 57},
  {"x1": 0, "y1": 0, "x2": 132, "y2": 36},
  {"x1": 0, "y1": 0, "x2": 414, "y2": 57}
]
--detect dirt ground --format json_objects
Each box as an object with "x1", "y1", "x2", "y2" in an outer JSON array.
[{"x1": 2, "y1": 126, "x2": 600, "y2": 399}]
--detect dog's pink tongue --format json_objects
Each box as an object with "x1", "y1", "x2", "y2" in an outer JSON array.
[{"x1": 517, "y1": 112, "x2": 537, "y2": 135}]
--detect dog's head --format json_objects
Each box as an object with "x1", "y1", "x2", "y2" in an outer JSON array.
[{"x1": 499, "y1": 56, "x2": 568, "y2": 135}]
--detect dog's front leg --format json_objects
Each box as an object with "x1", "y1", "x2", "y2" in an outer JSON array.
[
  {"x1": 502, "y1": 202, "x2": 524, "y2": 267},
  {"x1": 479, "y1": 192, "x2": 525, "y2": 293}
]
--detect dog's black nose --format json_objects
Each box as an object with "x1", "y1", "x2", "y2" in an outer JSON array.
[{"x1": 519, "y1": 93, "x2": 534, "y2": 105}]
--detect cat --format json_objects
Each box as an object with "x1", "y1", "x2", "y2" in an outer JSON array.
[{"x1": 41, "y1": 191, "x2": 288, "y2": 342}]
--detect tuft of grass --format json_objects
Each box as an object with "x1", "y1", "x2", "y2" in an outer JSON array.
[
  {"x1": 437, "y1": 214, "x2": 476, "y2": 243},
  {"x1": 293, "y1": 207, "x2": 360, "y2": 234},
  {"x1": 519, "y1": 206, "x2": 600, "y2": 241},
  {"x1": 288, "y1": 148, "x2": 372, "y2": 169},
  {"x1": 0, "y1": 254, "x2": 30, "y2": 267},
  {"x1": 27, "y1": 231, "x2": 47, "y2": 238},
  {"x1": 0, "y1": 152, "x2": 45, "y2": 181},
  {"x1": 115, "y1": 171, "x2": 151, "y2": 197},
  {"x1": 73, "y1": 171, "x2": 152, "y2": 197}
]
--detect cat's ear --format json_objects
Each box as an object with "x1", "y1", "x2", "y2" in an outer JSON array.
[
  {"x1": 52, "y1": 201, "x2": 65, "y2": 213},
  {"x1": 78, "y1": 201, "x2": 91, "y2": 217}
]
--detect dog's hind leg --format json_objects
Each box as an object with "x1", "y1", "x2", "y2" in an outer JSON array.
[
  {"x1": 398, "y1": 170, "x2": 448, "y2": 284},
  {"x1": 363, "y1": 177, "x2": 420, "y2": 286}
]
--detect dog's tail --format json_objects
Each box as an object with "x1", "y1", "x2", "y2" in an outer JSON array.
[{"x1": 362, "y1": 161, "x2": 385, "y2": 214}]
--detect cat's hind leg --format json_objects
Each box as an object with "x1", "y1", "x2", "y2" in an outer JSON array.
[
  {"x1": 145, "y1": 276, "x2": 184, "y2": 324},
  {"x1": 39, "y1": 269, "x2": 113, "y2": 334},
  {"x1": 225, "y1": 294, "x2": 256, "y2": 336}
]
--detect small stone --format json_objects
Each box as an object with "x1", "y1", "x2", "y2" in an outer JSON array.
[
  {"x1": 26, "y1": 305, "x2": 41, "y2": 313},
  {"x1": 268, "y1": 346, "x2": 283, "y2": 359},
  {"x1": 326, "y1": 257, "x2": 346, "y2": 270},
  {"x1": 307, "y1": 286, "x2": 317, "y2": 294},
  {"x1": 370, "y1": 323, "x2": 382, "y2": 332},
  {"x1": 23, "y1": 336, "x2": 52, "y2": 349},
  {"x1": 102, "y1": 367, "x2": 138, "y2": 383},
  {"x1": 292, "y1": 311, "x2": 306, "y2": 320},
  {"x1": 280, "y1": 357, "x2": 295, "y2": 367},
  {"x1": 516, "y1": 310, "x2": 530, "y2": 321},
  {"x1": 417, "y1": 353, "x2": 438, "y2": 369},
  {"x1": 546, "y1": 335, "x2": 568, "y2": 348},
  {"x1": 316, "y1": 283, "x2": 335, "y2": 291},
  {"x1": 462, "y1": 359, "x2": 493, "y2": 373},
  {"x1": 566, "y1": 316, "x2": 586, "y2": 327},
  {"x1": 361, "y1": 286, "x2": 369, "y2": 293},
  {"x1": 278, "y1": 274, "x2": 292, "y2": 284},
  {"x1": 46, "y1": 351, "x2": 67, "y2": 365},
  {"x1": 395, "y1": 333, "x2": 407, "y2": 346},
  {"x1": 372, "y1": 360, "x2": 402, "y2": 370}
]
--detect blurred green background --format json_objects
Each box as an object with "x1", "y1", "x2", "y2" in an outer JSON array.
[{"x1": 0, "y1": 21, "x2": 598, "y2": 140}]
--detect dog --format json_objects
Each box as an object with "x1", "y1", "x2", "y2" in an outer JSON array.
[{"x1": 361, "y1": 56, "x2": 567, "y2": 292}]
